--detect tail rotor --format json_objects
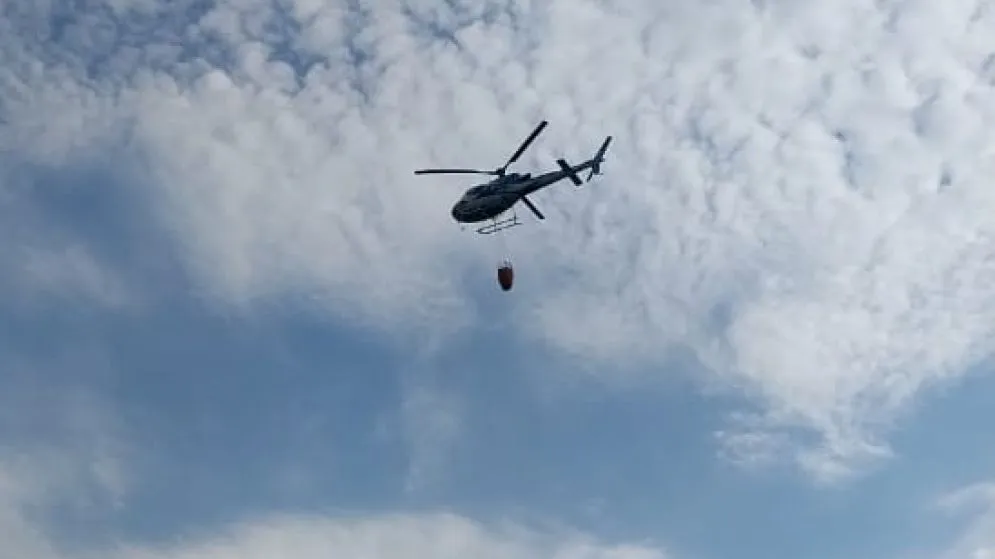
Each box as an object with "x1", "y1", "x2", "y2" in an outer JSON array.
[{"x1": 586, "y1": 135, "x2": 612, "y2": 181}]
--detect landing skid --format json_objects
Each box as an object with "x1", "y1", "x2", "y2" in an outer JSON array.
[{"x1": 475, "y1": 212, "x2": 521, "y2": 235}]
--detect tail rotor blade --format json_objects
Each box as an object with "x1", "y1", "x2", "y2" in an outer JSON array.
[{"x1": 586, "y1": 135, "x2": 612, "y2": 181}]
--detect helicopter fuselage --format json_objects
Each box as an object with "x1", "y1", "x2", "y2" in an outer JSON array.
[
  {"x1": 450, "y1": 160, "x2": 597, "y2": 224},
  {"x1": 414, "y1": 120, "x2": 611, "y2": 230}
]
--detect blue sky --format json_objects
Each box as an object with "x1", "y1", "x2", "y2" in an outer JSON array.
[{"x1": 2, "y1": 1, "x2": 995, "y2": 558}]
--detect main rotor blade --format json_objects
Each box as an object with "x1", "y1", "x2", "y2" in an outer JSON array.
[
  {"x1": 520, "y1": 196, "x2": 544, "y2": 220},
  {"x1": 414, "y1": 168, "x2": 495, "y2": 175},
  {"x1": 502, "y1": 120, "x2": 548, "y2": 170}
]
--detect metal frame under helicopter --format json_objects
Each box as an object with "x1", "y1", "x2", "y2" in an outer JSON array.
[{"x1": 474, "y1": 210, "x2": 522, "y2": 235}]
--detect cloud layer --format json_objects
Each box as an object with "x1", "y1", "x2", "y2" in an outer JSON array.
[
  {"x1": 108, "y1": 513, "x2": 667, "y2": 559},
  {"x1": 934, "y1": 482, "x2": 995, "y2": 559},
  {"x1": 0, "y1": 455, "x2": 670, "y2": 559},
  {"x1": 5, "y1": 0, "x2": 995, "y2": 483},
  {"x1": 0, "y1": 431, "x2": 666, "y2": 559},
  {"x1": 0, "y1": 348, "x2": 667, "y2": 559}
]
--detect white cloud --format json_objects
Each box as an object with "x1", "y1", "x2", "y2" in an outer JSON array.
[
  {"x1": 0, "y1": 163, "x2": 138, "y2": 310},
  {"x1": 0, "y1": 367, "x2": 130, "y2": 512},
  {"x1": 0, "y1": 241, "x2": 136, "y2": 310},
  {"x1": 932, "y1": 482, "x2": 995, "y2": 559},
  {"x1": 398, "y1": 382, "x2": 463, "y2": 493},
  {"x1": 4, "y1": 0, "x2": 995, "y2": 481},
  {"x1": 0, "y1": 430, "x2": 667, "y2": 559},
  {"x1": 0, "y1": 440, "x2": 670, "y2": 559},
  {"x1": 0, "y1": 381, "x2": 130, "y2": 559},
  {"x1": 105, "y1": 512, "x2": 668, "y2": 559},
  {"x1": 0, "y1": 354, "x2": 668, "y2": 559}
]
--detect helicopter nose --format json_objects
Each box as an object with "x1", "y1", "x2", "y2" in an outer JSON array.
[{"x1": 451, "y1": 201, "x2": 464, "y2": 221}]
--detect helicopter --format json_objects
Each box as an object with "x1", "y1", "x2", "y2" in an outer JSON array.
[{"x1": 413, "y1": 120, "x2": 612, "y2": 235}]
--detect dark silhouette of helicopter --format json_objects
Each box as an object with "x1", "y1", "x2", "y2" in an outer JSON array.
[{"x1": 414, "y1": 120, "x2": 612, "y2": 234}]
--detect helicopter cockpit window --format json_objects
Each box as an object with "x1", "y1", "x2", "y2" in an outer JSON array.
[{"x1": 465, "y1": 185, "x2": 486, "y2": 198}]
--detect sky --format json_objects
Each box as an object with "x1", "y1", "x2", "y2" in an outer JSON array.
[{"x1": 2, "y1": 0, "x2": 995, "y2": 557}]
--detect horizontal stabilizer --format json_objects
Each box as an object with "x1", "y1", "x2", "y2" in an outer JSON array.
[{"x1": 556, "y1": 158, "x2": 583, "y2": 186}]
